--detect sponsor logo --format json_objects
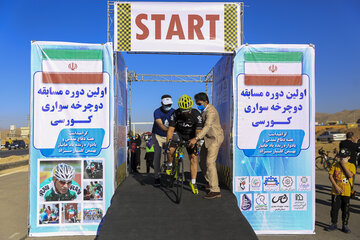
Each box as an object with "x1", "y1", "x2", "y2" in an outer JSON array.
[
  {"x1": 269, "y1": 64, "x2": 278, "y2": 73},
  {"x1": 254, "y1": 193, "x2": 269, "y2": 211},
  {"x1": 282, "y1": 176, "x2": 293, "y2": 188},
  {"x1": 264, "y1": 176, "x2": 279, "y2": 186},
  {"x1": 271, "y1": 194, "x2": 288, "y2": 204},
  {"x1": 295, "y1": 194, "x2": 303, "y2": 201},
  {"x1": 264, "y1": 176, "x2": 280, "y2": 191},
  {"x1": 281, "y1": 176, "x2": 295, "y2": 191},
  {"x1": 250, "y1": 176, "x2": 262, "y2": 191},
  {"x1": 241, "y1": 194, "x2": 252, "y2": 211},
  {"x1": 297, "y1": 176, "x2": 311, "y2": 191},
  {"x1": 292, "y1": 193, "x2": 307, "y2": 211},
  {"x1": 301, "y1": 177, "x2": 308, "y2": 183},
  {"x1": 270, "y1": 193, "x2": 290, "y2": 212},
  {"x1": 239, "y1": 178, "x2": 246, "y2": 190},
  {"x1": 68, "y1": 62, "x2": 78, "y2": 71},
  {"x1": 252, "y1": 178, "x2": 261, "y2": 187},
  {"x1": 235, "y1": 176, "x2": 249, "y2": 192}
]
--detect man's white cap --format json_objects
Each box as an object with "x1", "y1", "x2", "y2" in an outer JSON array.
[{"x1": 161, "y1": 97, "x2": 173, "y2": 105}]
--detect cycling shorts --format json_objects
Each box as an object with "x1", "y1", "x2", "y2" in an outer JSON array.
[{"x1": 170, "y1": 132, "x2": 198, "y2": 156}]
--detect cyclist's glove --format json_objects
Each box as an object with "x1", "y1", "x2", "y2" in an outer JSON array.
[{"x1": 163, "y1": 140, "x2": 172, "y2": 155}]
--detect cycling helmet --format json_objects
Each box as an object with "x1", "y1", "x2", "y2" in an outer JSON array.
[
  {"x1": 178, "y1": 94, "x2": 193, "y2": 110},
  {"x1": 53, "y1": 163, "x2": 75, "y2": 181},
  {"x1": 339, "y1": 148, "x2": 351, "y2": 158}
]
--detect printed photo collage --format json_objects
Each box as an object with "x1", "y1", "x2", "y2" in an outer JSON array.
[
  {"x1": 235, "y1": 175, "x2": 311, "y2": 212},
  {"x1": 37, "y1": 158, "x2": 105, "y2": 226}
]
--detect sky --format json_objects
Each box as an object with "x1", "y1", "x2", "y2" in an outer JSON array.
[{"x1": 0, "y1": 0, "x2": 359, "y2": 131}]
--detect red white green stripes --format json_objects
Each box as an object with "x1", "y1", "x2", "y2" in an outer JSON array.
[
  {"x1": 244, "y1": 52, "x2": 302, "y2": 86},
  {"x1": 42, "y1": 49, "x2": 103, "y2": 84}
]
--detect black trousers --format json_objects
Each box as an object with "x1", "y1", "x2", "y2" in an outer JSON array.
[
  {"x1": 131, "y1": 151, "x2": 138, "y2": 172},
  {"x1": 145, "y1": 152, "x2": 154, "y2": 173},
  {"x1": 330, "y1": 195, "x2": 350, "y2": 225}
]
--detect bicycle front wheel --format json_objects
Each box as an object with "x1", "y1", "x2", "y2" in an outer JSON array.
[
  {"x1": 324, "y1": 158, "x2": 335, "y2": 172},
  {"x1": 315, "y1": 156, "x2": 324, "y2": 170},
  {"x1": 175, "y1": 158, "x2": 184, "y2": 204}
]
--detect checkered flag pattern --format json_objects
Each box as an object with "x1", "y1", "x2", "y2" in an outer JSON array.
[
  {"x1": 224, "y1": 4, "x2": 238, "y2": 52},
  {"x1": 116, "y1": 3, "x2": 131, "y2": 52}
]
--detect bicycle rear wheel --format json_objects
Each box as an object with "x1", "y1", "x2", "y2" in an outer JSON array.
[
  {"x1": 315, "y1": 156, "x2": 324, "y2": 170},
  {"x1": 175, "y1": 158, "x2": 184, "y2": 204}
]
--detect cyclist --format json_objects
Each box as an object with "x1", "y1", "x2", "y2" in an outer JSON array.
[
  {"x1": 166, "y1": 94, "x2": 203, "y2": 194},
  {"x1": 90, "y1": 161, "x2": 97, "y2": 177},
  {"x1": 39, "y1": 163, "x2": 81, "y2": 201},
  {"x1": 67, "y1": 205, "x2": 78, "y2": 223}
]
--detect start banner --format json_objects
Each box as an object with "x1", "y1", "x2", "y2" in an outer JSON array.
[
  {"x1": 114, "y1": 1, "x2": 241, "y2": 53},
  {"x1": 29, "y1": 41, "x2": 115, "y2": 236},
  {"x1": 233, "y1": 44, "x2": 315, "y2": 234}
]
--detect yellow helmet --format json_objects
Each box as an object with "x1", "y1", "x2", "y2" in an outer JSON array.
[{"x1": 178, "y1": 94, "x2": 193, "y2": 110}]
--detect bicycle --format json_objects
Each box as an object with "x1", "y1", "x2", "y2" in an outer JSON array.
[
  {"x1": 315, "y1": 147, "x2": 337, "y2": 171},
  {"x1": 161, "y1": 140, "x2": 186, "y2": 204}
]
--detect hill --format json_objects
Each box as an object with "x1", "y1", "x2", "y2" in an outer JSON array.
[{"x1": 316, "y1": 109, "x2": 360, "y2": 124}]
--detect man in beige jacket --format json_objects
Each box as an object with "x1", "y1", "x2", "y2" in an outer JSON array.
[{"x1": 189, "y1": 92, "x2": 224, "y2": 199}]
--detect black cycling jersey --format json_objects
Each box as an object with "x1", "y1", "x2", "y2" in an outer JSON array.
[{"x1": 169, "y1": 109, "x2": 203, "y2": 140}]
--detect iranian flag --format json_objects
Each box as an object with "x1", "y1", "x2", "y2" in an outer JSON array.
[
  {"x1": 244, "y1": 52, "x2": 302, "y2": 85},
  {"x1": 42, "y1": 49, "x2": 103, "y2": 84}
]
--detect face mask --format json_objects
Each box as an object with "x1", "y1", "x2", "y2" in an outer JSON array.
[
  {"x1": 162, "y1": 106, "x2": 172, "y2": 111},
  {"x1": 197, "y1": 105, "x2": 205, "y2": 111}
]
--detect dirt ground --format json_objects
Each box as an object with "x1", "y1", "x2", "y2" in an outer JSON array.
[{"x1": 0, "y1": 154, "x2": 29, "y2": 165}]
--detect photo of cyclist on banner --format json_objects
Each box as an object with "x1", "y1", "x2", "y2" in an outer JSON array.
[
  {"x1": 39, "y1": 204, "x2": 59, "y2": 224},
  {"x1": 62, "y1": 203, "x2": 81, "y2": 224},
  {"x1": 39, "y1": 161, "x2": 82, "y2": 201},
  {"x1": 84, "y1": 160, "x2": 103, "y2": 179}
]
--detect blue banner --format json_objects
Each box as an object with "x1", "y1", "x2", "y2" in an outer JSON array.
[
  {"x1": 29, "y1": 42, "x2": 115, "y2": 237},
  {"x1": 232, "y1": 44, "x2": 315, "y2": 234}
]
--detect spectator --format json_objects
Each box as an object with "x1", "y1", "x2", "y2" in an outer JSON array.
[
  {"x1": 189, "y1": 92, "x2": 224, "y2": 199},
  {"x1": 130, "y1": 135, "x2": 140, "y2": 173},
  {"x1": 339, "y1": 132, "x2": 360, "y2": 166},
  {"x1": 151, "y1": 95, "x2": 175, "y2": 186},
  {"x1": 326, "y1": 148, "x2": 356, "y2": 233},
  {"x1": 134, "y1": 134, "x2": 142, "y2": 169},
  {"x1": 144, "y1": 134, "x2": 155, "y2": 173}
]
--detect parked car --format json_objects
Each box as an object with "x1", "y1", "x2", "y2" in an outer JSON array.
[
  {"x1": 7, "y1": 141, "x2": 19, "y2": 150},
  {"x1": 316, "y1": 131, "x2": 346, "y2": 142},
  {"x1": 13, "y1": 140, "x2": 27, "y2": 149},
  {"x1": 5, "y1": 140, "x2": 27, "y2": 150}
]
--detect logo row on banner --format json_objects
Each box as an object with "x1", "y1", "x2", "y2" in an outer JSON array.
[
  {"x1": 240, "y1": 192, "x2": 308, "y2": 212},
  {"x1": 235, "y1": 176, "x2": 311, "y2": 192}
]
